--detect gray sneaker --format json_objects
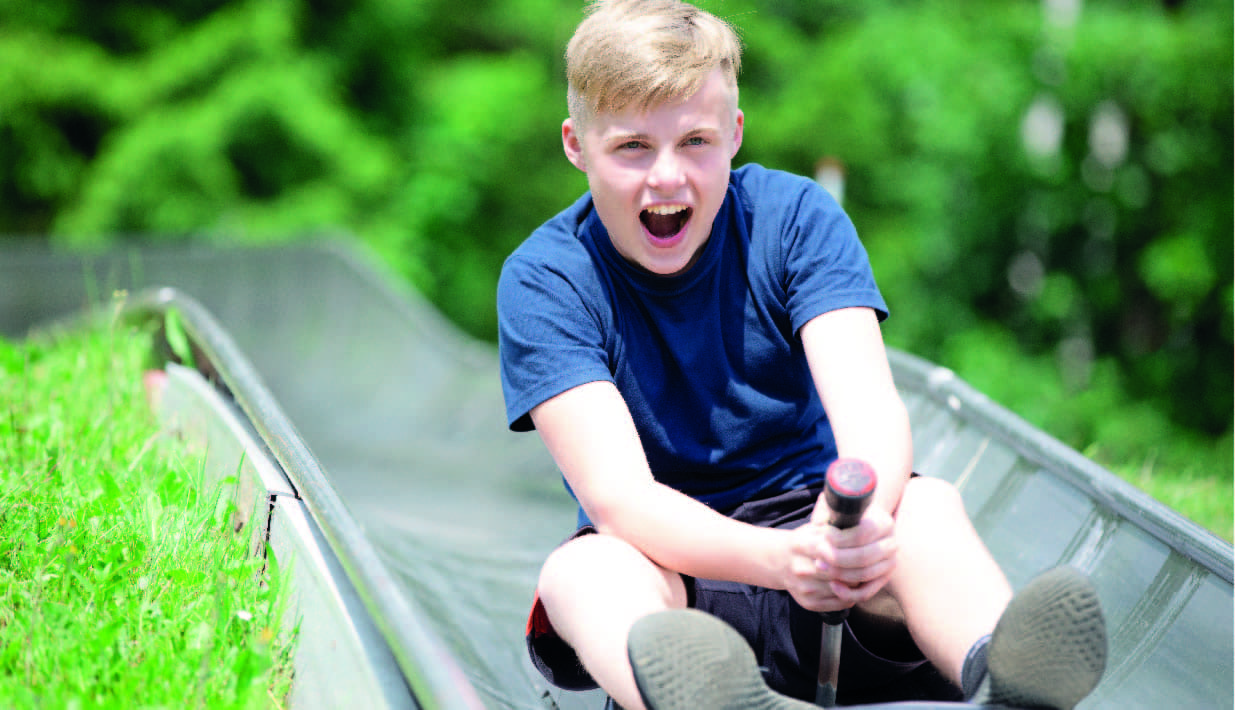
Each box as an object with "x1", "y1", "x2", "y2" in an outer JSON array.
[
  {"x1": 987, "y1": 566, "x2": 1108, "y2": 710},
  {"x1": 627, "y1": 609, "x2": 816, "y2": 710}
]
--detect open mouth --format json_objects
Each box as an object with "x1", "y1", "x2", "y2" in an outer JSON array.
[{"x1": 640, "y1": 204, "x2": 693, "y2": 241}]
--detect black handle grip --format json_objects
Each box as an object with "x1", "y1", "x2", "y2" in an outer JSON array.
[
  {"x1": 820, "y1": 458, "x2": 877, "y2": 626},
  {"x1": 823, "y1": 458, "x2": 876, "y2": 529}
]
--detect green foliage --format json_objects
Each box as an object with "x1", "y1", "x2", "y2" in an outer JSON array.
[
  {"x1": 732, "y1": 0, "x2": 1232, "y2": 436},
  {"x1": 943, "y1": 322, "x2": 1233, "y2": 540},
  {"x1": 0, "y1": 0, "x2": 1229, "y2": 532},
  {"x1": 163, "y1": 307, "x2": 196, "y2": 369},
  {"x1": 0, "y1": 313, "x2": 294, "y2": 706}
]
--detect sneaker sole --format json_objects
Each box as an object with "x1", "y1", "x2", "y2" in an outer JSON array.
[
  {"x1": 988, "y1": 566, "x2": 1108, "y2": 710},
  {"x1": 627, "y1": 609, "x2": 816, "y2": 710}
]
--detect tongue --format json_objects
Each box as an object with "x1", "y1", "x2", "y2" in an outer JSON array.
[{"x1": 643, "y1": 211, "x2": 682, "y2": 239}]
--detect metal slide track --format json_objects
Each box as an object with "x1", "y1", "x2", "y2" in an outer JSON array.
[{"x1": 1, "y1": 241, "x2": 1230, "y2": 709}]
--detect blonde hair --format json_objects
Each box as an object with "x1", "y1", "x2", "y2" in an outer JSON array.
[{"x1": 566, "y1": 0, "x2": 742, "y2": 127}]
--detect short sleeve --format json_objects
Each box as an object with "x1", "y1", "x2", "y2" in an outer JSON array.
[
  {"x1": 497, "y1": 252, "x2": 615, "y2": 432},
  {"x1": 778, "y1": 179, "x2": 888, "y2": 333}
]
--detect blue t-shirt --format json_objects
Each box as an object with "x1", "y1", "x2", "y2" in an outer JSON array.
[{"x1": 497, "y1": 163, "x2": 887, "y2": 524}]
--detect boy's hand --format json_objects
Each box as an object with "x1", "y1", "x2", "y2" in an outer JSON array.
[{"x1": 785, "y1": 507, "x2": 898, "y2": 612}]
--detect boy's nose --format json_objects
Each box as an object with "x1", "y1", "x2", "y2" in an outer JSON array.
[{"x1": 647, "y1": 151, "x2": 686, "y2": 193}]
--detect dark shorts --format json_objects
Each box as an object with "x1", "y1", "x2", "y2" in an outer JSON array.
[{"x1": 525, "y1": 482, "x2": 962, "y2": 705}]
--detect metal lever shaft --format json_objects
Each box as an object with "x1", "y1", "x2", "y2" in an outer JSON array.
[{"x1": 815, "y1": 458, "x2": 877, "y2": 707}]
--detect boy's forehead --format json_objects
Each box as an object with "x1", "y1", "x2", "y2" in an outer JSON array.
[
  {"x1": 587, "y1": 71, "x2": 736, "y2": 137},
  {"x1": 593, "y1": 111, "x2": 721, "y2": 141}
]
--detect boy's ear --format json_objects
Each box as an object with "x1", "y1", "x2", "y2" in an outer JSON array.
[
  {"x1": 730, "y1": 109, "x2": 744, "y2": 158},
  {"x1": 562, "y1": 118, "x2": 588, "y2": 172}
]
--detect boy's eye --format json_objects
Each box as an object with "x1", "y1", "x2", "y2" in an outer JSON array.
[
  {"x1": 618, "y1": 140, "x2": 645, "y2": 151},
  {"x1": 683, "y1": 136, "x2": 708, "y2": 147}
]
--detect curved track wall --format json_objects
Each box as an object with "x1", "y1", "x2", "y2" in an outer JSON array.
[{"x1": 2, "y1": 241, "x2": 1229, "y2": 710}]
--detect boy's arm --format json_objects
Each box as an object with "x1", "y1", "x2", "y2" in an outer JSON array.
[
  {"x1": 800, "y1": 305, "x2": 913, "y2": 517},
  {"x1": 531, "y1": 380, "x2": 832, "y2": 599},
  {"x1": 798, "y1": 306, "x2": 910, "y2": 603}
]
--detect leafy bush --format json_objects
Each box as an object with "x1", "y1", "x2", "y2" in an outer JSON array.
[
  {"x1": 0, "y1": 0, "x2": 1229, "y2": 532},
  {"x1": 733, "y1": 0, "x2": 1232, "y2": 434}
]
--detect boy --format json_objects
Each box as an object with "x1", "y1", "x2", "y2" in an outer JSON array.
[{"x1": 497, "y1": 1, "x2": 1107, "y2": 708}]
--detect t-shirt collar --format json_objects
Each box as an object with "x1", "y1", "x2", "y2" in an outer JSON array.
[{"x1": 583, "y1": 182, "x2": 735, "y2": 294}]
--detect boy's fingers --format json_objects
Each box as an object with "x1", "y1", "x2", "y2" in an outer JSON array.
[
  {"x1": 829, "y1": 571, "x2": 894, "y2": 604},
  {"x1": 831, "y1": 536, "x2": 897, "y2": 570},
  {"x1": 789, "y1": 579, "x2": 852, "y2": 613},
  {"x1": 809, "y1": 499, "x2": 834, "y2": 527},
  {"x1": 825, "y1": 512, "x2": 893, "y2": 547},
  {"x1": 790, "y1": 551, "x2": 822, "y2": 578},
  {"x1": 826, "y1": 555, "x2": 897, "y2": 586}
]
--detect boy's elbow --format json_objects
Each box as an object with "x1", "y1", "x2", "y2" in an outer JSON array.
[
  {"x1": 580, "y1": 479, "x2": 658, "y2": 537},
  {"x1": 584, "y1": 495, "x2": 633, "y2": 537}
]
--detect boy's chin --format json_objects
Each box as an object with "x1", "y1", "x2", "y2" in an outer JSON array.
[{"x1": 640, "y1": 244, "x2": 706, "y2": 277}]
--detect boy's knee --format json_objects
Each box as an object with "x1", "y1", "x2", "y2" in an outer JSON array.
[
  {"x1": 900, "y1": 476, "x2": 967, "y2": 521},
  {"x1": 538, "y1": 533, "x2": 686, "y2": 610},
  {"x1": 539, "y1": 534, "x2": 637, "y2": 594},
  {"x1": 540, "y1": 534, "x2": 605, "y2": 593}
]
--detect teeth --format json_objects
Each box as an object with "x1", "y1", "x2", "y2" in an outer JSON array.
[{"x1": 645, "y1": 204, "x2": 688, "y2": 215}]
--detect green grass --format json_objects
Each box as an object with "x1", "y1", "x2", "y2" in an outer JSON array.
[
  {"x1": 0, "y1": 311, "x2": 294, "y2": 708},
  {"x1": 941, "y1": 325, "x2": 1234, "y2": 542}
]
